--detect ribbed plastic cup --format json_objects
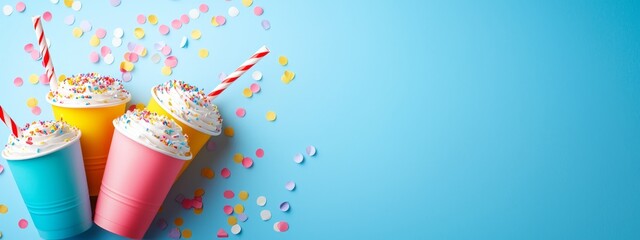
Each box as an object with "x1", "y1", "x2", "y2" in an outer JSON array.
[
  {"x1": 48, "y1": 98, "x2": 130, "y2": 196},
  {"x1": 2, "y1": 133, "x2": 92, "y2": 239},
  {"x1": 94, "y1": 124, "x2": 190, "y2": 239},
  {"x1": 147, "y1": 88, "x2": 220, "y2": 178}
]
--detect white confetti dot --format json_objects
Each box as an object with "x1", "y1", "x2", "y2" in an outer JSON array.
[
  {"x1": 71, "y1": 1, "x2": 82, "y2": 11},
  {"x1": 228, "y1": 7, "x2": 239, "y2": 17},
  {"x1": 180, "y1": 36, "x2": 188, "y2": 48},
  {"x1": 150, "y1": 53, "x2": 161, "y2": 63},
  {"x1": 285, "y1": 181, "x2": 296, "y2": 191},
  {"x1": 50, "y1": 0, "x2": 59, "y2": 4},
  {"x1": 113, "y1": 27, "x2": 124, "y2": 38},
  {"x1": 3, "y1": 5, "x2": 13, "y2": 16},
  {"x1": 64, "y1": 15, "x2": 75, "y2": 25},
  {"x1": 256, "y1": 196, "x2": 267, "y2": 207},
  {"x1": 104, "y1": 53, "x2": 114, "y2": 64},
  {"x1": 260, "y1": 210, "x2": 271, "y2": 221},
  {"x1": 293, "y1": 153, "x2": 304, "y2": 164},
  {"x1": 112, "y1": 37, "x2": 122, "y2": 47},
  {"x1": 231, "y1": 224, "x2": 241, "y2": 235},
  {"x1": 252, "y1": 71, "x2": 263, "y2": 80},
  {"x1": 306, "y1": 145, "x2": 317, "y2": 156},
  {"x1": 188, "y1": 9, "x2": 200, "y2": 19}
]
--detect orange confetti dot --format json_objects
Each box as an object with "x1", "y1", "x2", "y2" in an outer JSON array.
[
  {"x1": 174, "y1": 217, "x2": 184, "y2": 226},
  {"x1": 224, "y1": 127, "x2": 234, "y2": 137}
]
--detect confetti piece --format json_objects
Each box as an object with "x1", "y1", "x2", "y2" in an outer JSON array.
[
  {"x1": 294, "y1": 153, "x2": 304, "y2": 164},
  {"x1": 165, "y1": 56, "x2": 178, "y2": 68},
  {"x1": 64, "y1": 15, "x2": 75, "y2": 25},
  {"x1": 72, "y1": 27, "x2": 83, "y2": 38},
  {"x1": 191, "y1": 29, "x2": 202, "y2": 39},
  {"x1": 250, "y1": 83, "x2": 261, "y2": 93},
  {"x1": 30, "y1": 50, "x2": 41, "y2": 61},
  {"x1": 148, "y1": 14, "x2": 158, "y2": 24},
  {"x1": 194, "y1": 188, "x2": 205, "y2": 197},
  {"x1": 52, "y1": 0, "x2": 59, "y2": 4},
  {"x1": 194, "y1": 208, "x2": 203, "y2": 215},
  {"x1": 120, "y1": 61, "x2": 134, "y2": 72},
  {"x1": 256, "y1": 196, "x2": 267, "y2": 206},
  {"x1": 134, "y1": 27, "x2": 145, "y2": 39},
  {"x1": 124, "y1": 52, "x2": 138, "y2": 63},
  {"x1": 211, "y1": 17, "x2": 219, "y2": 27},
  {"x1": 242, "y1": 157, "x2": 253, "y2": 168},
  {"x1": 161, "y1": 66, "x2": 172, "y2": 76},
  {"x1": 113, "y1": 27, "x2": 124, "y2": 38},
  {"x1": 278, "y1": 56, "x2": 288, "y2": 66},
  {"x1": 150, "y1": 53, "x2": 161, "y2": 64},
  {"x1": 201, "y1": 167, "x2": 214, "y2": 179},
  {"x1": 199, "y1": 3, "x2": 209, "y2": 13},
  {"x1": 24, "y1": 44, "x2": 34, "y2": 53},
  {"x1": 261, "y1": 20, "x2": 271, "y2": 30},
  {"x1": 254, "y1": 6, "x2": 264, "y2": 16},
  {"x1": 110, "y1": 0, "x2": 121, "y2": 7},
  {"x1": 180, "y1": 14, "x2": 190, "y2": 24},
  {"x1": 280, "y1": 202, "x2": 290, "y2": 212},
  {"x1": 218, "y1": 72, "x2": 227, "y2": 81},
  {"x1": 14, "y1": 77, "x2": 23, "y2": 87},
  {"x1": 217, "y1": 229, "x2": 228, "y2": 238},
  {"x1": 188, "y1": 9, "x2": 200, "y2": 19},
  {"x1": 237, "y1": 213, "x2": 248, "y2": 222},
  {"x1": 161, "y1": 45, "x2": 172, "y2": 55},
  {"x1": 228, "y1": 7, "x2": 239, "y2": 17},
  {"x1": 28, "y1": 74, "x2": 39, "y2": 84},
  {"x1": 89, "y1": 35, "x2": 100, "y2": 47},
  {"x1": 16, "y1": 2, "x2": 26, "y2": 12},
  {"x1": 223, "y1": 127, "x2": 234, "y2": 137},
  {"x1": 159, "y1": 24, "x2": 170, "y2": 35},
  {"x1": 122, "y1": 72, "x2": 132, "y2": 82},
  {"x1": 80, "y1": 20, "x2": 91, "y2": 32},
  {"x1": 274, "y1": 221, "x2": 289, "y2": 232},
  {"x1": 182, "y1": 229, "x2": 192, "y2": 238},
  {"x1": 306, "y1": 145, "x2": 317, "y2": 156},
  {"x1": 285, "y1": 181, "x2": 296, "y2": 191},
  {"x1": 252, "y1": 71, "x2": 262, "y2": 80},
  {"x1": 215, "y1": 16, "x2": 226, "y2": 26},
  {"x1": 3, "y1": 5, "x2": 13, "y2": 16},
  {"x1": 260, "y1": 210, "x2": 271, "y2": 221},
  {"x1": 238, "y1": 191, "x2": 249, "y2": 201},
  {"x1": 281, "y1": 70, "x2": 296, "y2": 84},
  {"x1": 242, "y1": 88, "x2": 253, "y2": 98},
  {"x1": 43, "y1": 11, "x2": 53, "y2": 21},
  {"x1": 207, "y1": 139, "x2": 216, "y2": 151},
  {"x1": 231, "y1": 224, "x2": 241, "y2": 235},
  {"x1": 104, "y1": 53, "x2": 115, "y2": 64},
  {"x1": 112, "y1": 37, "x2": 122, "y2": 47},
  {"x1": 39, "y1": 74, "x2": 49, "y2": 85},
  {"x1": 168, "y1": 228, "x2": 181, "y2": 239},
  {"x1": 171, "y1": 20, "x2": 182, "y2": 29},
  {"x1": 235, "y1": 108, "x2": 246, "y2": 118},
  {"x1": 157, "y1": 219, "x2": 168, "y2": 230},
  {"x1": 223, "y1": 205, "x2": 234, "y2": 215},
  {"x1": 180, "y1": 36, "x2": 188, "y2": 48},
  {"x1": 198, "y1": 49, "x2": 209, "y2": 58},
  {"x1": 64, "y1": 0, "x2": 72, "y2": 8},
  {"x1": 96, "y1": 28, "x2": 107, "y2": 39},
  {"x1": 0, "y1": 204, "x2": 7, "y2": 214},
  {"x1": 234, "y1": 204, "x2": 244, "y2": 214},
  {"x1": 136, "y1": 14, "x2": 146, "y2": 24},
  {"x1": 227, "y1": 216, "x2": 238, "y2": 226},
  {"x1": 242, "y1": 0, "x2": 253, "y2": 7},
  {"x1": 71, "y1": 1, "x2": 81, "y2": 11},
  {"x1": 233, "y1": 153, "x2": 244, "y2": 163},
  {"x1": 18, "y1": 219, "x2": 28, "y2": 229},
  {"x1": 224, "y1": 190, "x2": 235, "y2": 199},
  {"x1": 89, "y1": 51, "x2": 99, "y2": 63},
  {"x1": 174, "y1": 217, "x2": 184, "y2": 226},
  {"x1": 221, "y1": 168, "x2": 231, "y2": 178},
  {"x1": 100, "y1": 46, "x2": 111, "y2": 57},
  {"x1": 256, "y1": 148, "x2": 264, "y2": 158},
  {"x1": 266, "y1": 111, "x2": 277, "y2": 121}
]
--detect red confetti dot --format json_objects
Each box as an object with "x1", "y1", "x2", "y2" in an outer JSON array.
[
  {"x1": 221, "y1": 168, "x2": 231, "y2": 178},
  {"x1": 18, "y1": 219, "x2": 28, "y2": 229},
  {"x1": 223, "y1": 190, "x2": 234, "y2": 199},
  {"x1": 235, "y1": 108, "x2": 246, "y2": 118},
  {"x1": 42, "y1": 11, "x2": 52, "y2": 22},
  {"x1": 242, "y1": 157, "x2": 253, "y2": 168},
  {"x1": 223, "y1": 205, "x2": 233, "y2": 215},
  {"x1": 255, "y1": 148, "x2": 264, "y2": 158}
]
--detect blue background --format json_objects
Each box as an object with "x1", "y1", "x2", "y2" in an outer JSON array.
[{"x1": 1, "y1": 0, "x2": 640, "y2": 239}]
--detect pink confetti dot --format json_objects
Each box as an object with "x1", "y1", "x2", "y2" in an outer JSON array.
[
  {"x1": 42, "y1": 11, "x2": 52, "y2": 22},
  {"x1": 100, "y1": 46, "x2": 111, "y2": 57},
  {"x1": 40, "y1": 74, "x2": 49, "y2": 85},
  {"x1": 256, "y1": 148, "x2": 264, "y2": 158},
  {"x1": 199, "y1": 4, "x2": 209, "y2": 13},
  {"x1": 215, "y1": 16, "x2": 226, "y2": 26},
  {"x1": 180, "y1": 14, "x2": 190, "y2": 24},
  {"x1": 171, "y1": 20, "x2": 182, "y2": 29},
  {"x1": 223, "y1": 190, "x2": 234, "y2": 199},
  {"x1": 159, "y1": 24, "x2": 170, "y2": 35},
  {"x1": 223, "y1": 205, "x2": 234, "y2": 215},
  {"x1": 242, "y1": 157, "x2": 253, "y2": 168},
  {"x1": 235, "y1": 108, "x2": 246, "y2": 118},
  {"x1": 30, "y1": 50, "x2": 41, "y2": 61},
  {"x1": 164, "y1": 56, "x2": 178, "y2": 68},
  {"x1": 221, "y1": 168, "x2": 231, "y2": 178},
  {"x1": 16, "y1": 2, "x2": 26, "y2": 12},
  {"x1": 23, "y1": 43, "x2": 33, "y2": 53},
  {"x1": 276, "y1": 221, "x2": 289, "y2": 232},
  {"x1": 31, "y1": 106, "x2": 41, "y2": 116},
  {"x1": 18, "y1": 219, "x2": 28, "y2": 229},
  {"x1": 136, "y1": 14, "x2": 146, "y2": 24},
  {"x1": 207, "y1": 140, "x2": 216, "y2": 151},
  {"x1": 89, "y1": 51, "x2": 100, "y2": 63},
  {"x1": 250, "y1": 83, "x2": 261, "y2": 93},
  {"x1": 0, "y1": 164, "x2": 4, "y2": 174},
  {"x1": 254, "y1": 6, "x2": 264, "y2": 16},
  {"x1": 14, "y1": 77, "x2": 23, "y2": 87},
  {"x1": 161, "y1": 45, "x2": 172, "y2": 56},
  {"x1": 96, "y1": 28, "x2": 107, "y2": 39}
]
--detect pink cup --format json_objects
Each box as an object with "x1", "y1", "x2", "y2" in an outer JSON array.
[{"x1": 94, "y1": 126, "x2": 190, "y2": 239}]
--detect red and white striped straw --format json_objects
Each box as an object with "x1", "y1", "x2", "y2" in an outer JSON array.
[
  {"x1": 32, "y1": 16, "x2": 57, "y2": 91},
  {"x1": 0, "y1": 106, "x2": 22, "y2": 138},
  {"x1": 207, "y1": 45, "x2": 270, "y2": 99}
]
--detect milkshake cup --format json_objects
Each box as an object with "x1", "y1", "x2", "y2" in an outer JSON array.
[
  {"x1": 147, "y1": 80, "x2": 222, "y2": 178},
  {"x1": 2, "y1": 121, "x2": 92, "y2": 239},
  {"x1": 46, "y1": 73, "x2": 131, "y2": 196},
  {"x1": 94, "y1": 109, "x2": 191, "y2": 239}
]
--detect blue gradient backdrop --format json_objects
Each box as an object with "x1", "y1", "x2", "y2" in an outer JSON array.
[{"x1": 1, "y1": 0, "x2": 640, "y2": 239}]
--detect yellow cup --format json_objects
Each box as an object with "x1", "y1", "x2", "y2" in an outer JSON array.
[
  {"x1": 147, "y1": 89, "x2": 219, "y2": 178},
  {"x1": 48, "y1": 98, "x2": 130, "y2": 196}
]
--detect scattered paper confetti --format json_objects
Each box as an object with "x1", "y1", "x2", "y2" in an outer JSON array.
[
  {"x1": 180, "y1": 37, "x2": 188, "y2": 48},
  {"x1": 266, "y1": 111, "x2": 277, "y2": 121},
  {"x1": 80, "y1": 20, "x2": 91, "y2": 32},
  {"x1": 191, "y1": 29, "x2": 202, "y2": 40},
  {"x1": 43, "y1": 11, "x2": 53, "y2": 21},
  {"x1": 14, "y1": 77, "x2": 23, "y2": 87},
  {"x1": 72, "y1": 27, "x2": 83, "y2": 38},
  {"x1": 104, "y1": 54, "x2": 115, "y2": 64},
  {"x1": 137, "y1": 14, "x2": 146, "y2": 24},
  {"x1": 254, "y1": 6, "x2": 264, "y2": 16},
  {"x1": 161, "y1": 66, "x2": 172, "y2": 76},
  {"x1": 279, "y1": 56, "x2": 288, "y2": 66},
  {"x1": 285, "y1": 181, "x2": 296, "y2": 191},
  {"x1": 238, "y1": 191, "x2": 249, "y2": 201},
  {"x1": 233, "y1": 153, "x2": 243, "y2": 163},
  {"x1": 96, "y1": 28, "x2": 107, "y2": 39},
  {"x1": 250, "y1": 83, "x2": 261, "y2": 93},
  {"x1": 16, "y1": 2, "x2": 26, "y2": 12},
  {"x1": 181, "y1": 229, "x2": 192, "y2": 238},
  {"x1": 242, "y1": 157, "x2": 253, "y2": 168},
  {"x1": 134, "y1": 27, "x2": 145, "y2": 39},
  {"x1": 18, "y1": 219, "x2": 28, "y2": 229},
  {"x1": 242, "y1": 88, "x2": 253, "y2": 98},
  {"x1": 215, "y1": 16, "x2": 226, "y2": 26},
  {"x1": 64, "y1": 14, "x2": 75, "y2": 25},
  {"x1": 110, "y1": 0, "x2": 121, "y2": 7},
  {"x1": 199, "y1": 3, "x2": 209, "y2": 13},
  {"x1": 231, "y1": 224, "x2": 241, "y2": 235},
  {"x1": 242, "y1": 0, "x2": 253, "y2": 7},
  {"x1": 261, "y1": 20, "x2": 271, "y2": 30},
  {"x1": 217, "y1": 229, "x2": 228, "y2": 238},
  {"x1": 174, "y1": 217, "x2": 184, "y2": 226},
  {"x1": 148, "y1": 14, "x2": 158, "y2": 24},
  {"x1": 0, "y1": 204, "x2": 8, "y2": 214},
  {"x1": 112, "y1": 37, "x2": 122, "y2": 47},
  {"x1": 165, "y1": 56, "x2": 178, "y2": 68},
  {"x1": 256, "y1": 148, "x2": 264, "y2": 158},
  {"x1": 3, "y1": 5, "x2": 13, "y2": 16},
  {"x1": 168, "y1": 227, "x2": 181, "y2": 239},
  {"x1": 235, "y1": 108, "x2": 246, "y2": 118},
  {"x1": 171, "y1": 19, "x2": 182, "y2": 29},
  {"x1": 281, "y1": 70, "x2": 296, "y2": 84},
  {"x1": 223, "y1": 205, "x2": 234, "y2": 215},
  {"x1": 274, "y1": 221, "x2": 289, "y2": 232},
  {"x1": 221, "y1": 168, "x2": 231, "y2": 178},
  {"x1": 26, "y1": 98, "x2": 38, "y2": 108},
  {"x1": 113, "y1": 27, "x2": 124, "y2": 38},
  {"x1": 237, "y1": 213, "x2": 248, "y2": 222},
  {"x1": 28, "y1": 74, "x2": 39, "y2": 84},
  {"x1": 252, "y1": 71, "x2": 262, "y2": 80},
  {"x1": 89, "y1": 35, "x2": 100, "y2": 47},
  {"x1": 306, "y1": 145, "x2": 317, "y2": 156},
  {"x1": 194, "y1": 188, "x2": 205, "y2": 197},
  {"x1": 159, "y1": 24, "x2": 170, "y2": 35},
  {"x1": 188, "y1": 9, "x2": 200, "y2": 19},
  {"x1": 256, "y1": 196, "x2": 267, "y2": 207},
  {"x1": 227, "y1": 216, "x2": 238, "y2": 226},
  {"x1": 280, "y1": 202, "x2": 290, "y2": 212},
  {"x1": 224, "y1": 127, "x2": 234, "y2": 137},
  {"x1": 234, "y1": 204, "x2": 244, "y2": 214},
  {"x1": 199, "y1": 49, "x2": 209, "y2": 58},
  {"x1": 180, "y1": 14, "x2": 189, "y2": 24},
  {"x1": 71, "y1": 1, "x2": 81, "y2": 11},
  {"x1": 63, "y1": 0, "x2": 72, "y2": 8},
  {"x1": 294, "y1": 153, "x2": 304, "y2": 164},
  {"x1": 260, "y1": 210, "x2": 271, "y2": 221},
  {"x1": 201, "y1": 167, "x2": 214, "y2": 179},
  {"x1": 228, "y1": 7, "x2": 239, "y2": 17},
  {"x1": 224, "y1": 190, "x2": 235, "y2": 199}
]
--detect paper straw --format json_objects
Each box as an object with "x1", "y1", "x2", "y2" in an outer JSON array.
[
  {"x1": 0, "y1": 105, "x2": 22, "y2": 138},
  {"x1": 207, "y1": 46, "x2": 270, "y2": 99},
  {"x1": 32, "y1": 16, "x2": 58, "y2": 91}
]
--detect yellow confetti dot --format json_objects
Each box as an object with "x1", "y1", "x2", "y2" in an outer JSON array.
[
  {"x1": 194, "y1": 208, "x2": 203, "y2": 215},
  {"x1": 134, "y1": 28, "x2": 145, "y2": 39},
  {"x1": 238, "y1": 191, "x2": 249, "y2": 201},
  {"x1": 242, "y1": 0, "x2": 253, "y2": 7},
  {"x1": 64, "y1": 0, "x2": 73, "y2": 8},
  {"x1": 223, "y1": 127, "x2": 234, "y2": 137},
  {"x1": 120, "y1": 61, "x2": 134, "y2": 72},
  {"x1": 174, "y1": 217, "x2": 184, "y2": 226},
  {"x1": 198, "y1": 48, "x2": 209, "y2": 58},
  {"x1": 201, "y1": 167, "x2": 214, "y2": 179},
  {"x1": 182, "y1": 229, "x2": 193, "y2": 238},
  {"x1": 278, "y1": 55, "x2": 288, "y2": 66},
  {"x1": 191, "y1": 29, "x2": 202, "y2": 40},
  {"x1": 136, "y1": 103, "x2": 145, "y2": 110},
  {"x1": 281, "y1": 70, "x2": 296, "y2": 84},
  {"x1": 26, "y1": 98, "x2": 38, "y2": 108},
  {"x1": 266, "y1": 111, "x2": 277, "y2": 121},
  {"x1": 140, "y1": 48, "x2": 148, "y2": 57},
  {"x1": 194, "y1": 188, "x2": 205, "y2": 197},
  {"x1": 242, "y1": 88, "x2": 253, "y2": 98},
  {"x1": 72, "y1": 27, "x2": 83, "y2": 38},
  {"x1": 148, "y1": 14, "x2": 158, "y2": 25},
  {"x1": 161, "y1": 66, "x2": 172, "y2": 76},
  {"x1": 211, "y1": 16, "x2": 219, "y2": 26},
  {"x1": 233, "y1": 153, "x2": 243, "y2": 163},
  {"x1": 89, "y1": 35, "x2": 100, "y2": 47},
  {"x1": 234, "y1": 204, "x2": 244, "y2": 214},
  {"x1": 29, "y1": 74, "x2": 39, "y2": 84},
  {"x1": 0, "y1": 204, "x2": 8, "y2": 214},
  {"x1": 58, "y1": 74, "x2": 66, "y2": 82},
  {"x1": 227, "y1": 216, "x2": 238, "y2": 226}
]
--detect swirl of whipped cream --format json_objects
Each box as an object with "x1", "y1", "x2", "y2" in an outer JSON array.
[
  {"x1": 47, "y1": 73, "x2": 131, "y2": 107},
  {"x1": 152, "y1": 80, "x2": 222, "y2": 135},
  {"x1": 2, "y1": 121, "x2": 81, "y2": 160},
  {"x1": 113, "y1": 109, "x2": 192, "y2": 159}
]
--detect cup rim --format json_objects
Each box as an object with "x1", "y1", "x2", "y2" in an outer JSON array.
[
  {"x1": 150, "y1": 88, "x2": 222, "y2": 136},
  {"x1": 46, "y1": 93, "x2": 132, "y2": 109},
  {"x1": 1, "y1": 130, "x2": 82, "y2": 161},
  {"x1": 112, "y1": 120, "x2": 193, "y2": 161}
]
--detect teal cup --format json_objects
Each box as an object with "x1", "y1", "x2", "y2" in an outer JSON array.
[{"x1": 1, "y1": 132, "x2": 92, "y2": 239}]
